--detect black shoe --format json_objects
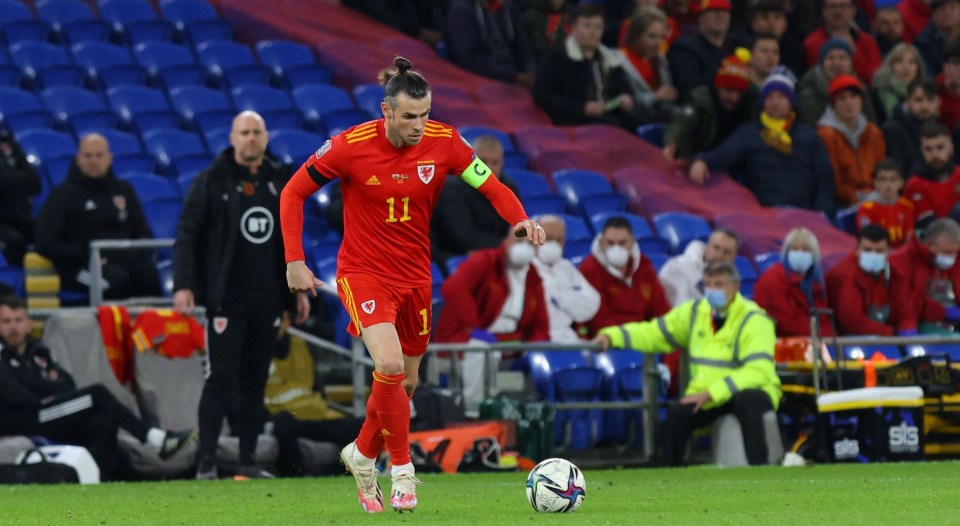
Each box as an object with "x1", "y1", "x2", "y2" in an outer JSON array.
[
  {"x1": 196, "y1": 457, "x2": 218, "y2": 480},
  {"x1": 159, "y1": 429, "x2": 197, "y2": 460},
  {"x1": 234, "y1": 464, "x2": 275, "y2": 480}
]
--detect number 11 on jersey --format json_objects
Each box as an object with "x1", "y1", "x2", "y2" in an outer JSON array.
[{"x1": 386, "y1": 197, "x2": 411, "y2": 223}]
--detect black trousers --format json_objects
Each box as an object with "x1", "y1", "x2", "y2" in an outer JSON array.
[
  {"x1": 16, "y1": 385, "x2": 149, "y2": 479},
  {"x1": 271, "y1": 411, "x2": 365, "y2": 477},
  {"x1": 61, "y1": 255, "x2": 162, "y2": 303},
  {"x1": 0, "y1": 221, "x2": 30, "y2": 266},
  {"x1": 198, "y1": 298, "x2": 280, "y2": 465},
  {"x1": 662, "y1": 389, "x2": 773, "y2": 467}
]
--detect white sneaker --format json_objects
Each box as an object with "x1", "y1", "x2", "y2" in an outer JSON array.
[
  {"x1": 390, "y1": 470, "x2": 421, "y2": 513},
  {"x1": 340, "y1": 442, "x2": 384, "y2": 513}
]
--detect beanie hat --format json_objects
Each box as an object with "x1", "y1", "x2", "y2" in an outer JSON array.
[
  {"x1": 819, "y1": 37, "x2": 854, "y2": 64},
  {"x1": 699, "y1": 0, "x2": 732, "y2": 14},
  {"x1": 760, "y1": 66, "x2": 797, "y2": 107},
  {"x1": 828, "y1": 74, "x2": 864, "y2": 101},
  {"x1": 714, "y1": 48, "x2": 752, "y2": 92}
]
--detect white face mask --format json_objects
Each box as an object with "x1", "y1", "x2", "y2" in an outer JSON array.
[
  {"x1": 537, "y1": 240, "x2": 563, "y2": 265},
  {"x1": 508, "y1": 242, "x2": 535, "y2": 267},
  {"x1": 605, "y1": 245, "x2": 630, "y2": 268}
]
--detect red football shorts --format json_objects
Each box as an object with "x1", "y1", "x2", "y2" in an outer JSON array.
[{"x1": 336, "y1": 273, "x2": 433, "y2": 357}]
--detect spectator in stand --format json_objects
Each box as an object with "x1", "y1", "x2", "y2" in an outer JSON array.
[
  {"x1": 798, "y1": 37, "x2": 879, "y2": 125},
  {"x1": 658, "y1": 228, "x2": 740, "y2": 306},
  {"x1": 818, "y1": 74, "x2": 888, "y2": 207},
  {"x1": 667, "y1": 0, "x2": 732, "y2": 102},
  {"x1": 662, "y1": 49, "x2": 757, "y2": 162},
  {"x1": 662, "y1": 0, "x2": 697, "y2": 32},
  {"x1": 754, "y1": 228, "x2": 833, "y2": 338},
  {"x1": 938, "y1": 38, "x2": 960, "y2": 129},
  {"x1": 342, "y1": 0, "x2": 446, "y2": 47},
  {"x1": 689, "y1": 68, "x2": 837, "y2": 216},
  {"x1": 871, "y1": 43, "x2": 925, "y2": 123},
  {"x1": 883, "y1": 78, "x2": 941, "y2": 174},
  {"x1": 614, "y1": 0, "x2": 682, "y2": 52},
  {"x1": 434, "y1": 230, "x2": 549, "y2": 416},
  {"x1": 431, "y1": 135, "x2": 521, "y2": 270},
  {"x1": 786, "y1": 0, "x2": 822, "y2": 45},
  {"x1": 530, "y1": 215, "x2": 600, "y2": 343},
  {"x1": 904, "y1": 122, "x2": 960, "y2": 228},
  {"x1": 0, "y1": 295, "x2": 195, "y2": 479},
  {"x1": 533, "y1": 5, "x2": 639, "y2": 129},
  {"x1": 915, "y1": 0, "x2": 960, "y2": 76},
  {"x1": 35, "y1": 133, "x2": 161, "y2": 304},
  {"x1": 446, "y1": 0, "x2": 538, "y2": 88},
  {"x1": 890, "y1": 217, "x2": 960, "y2": 333},
  {"x1": 616, "y1": 7, "x2": 680, "y2": 124},
  {"x1": 747, "y1": 33, "x2": 780, "y2": 88},
  {"x1": 857, "y1": 159, "x2": 916, "y2": 248},
  {"x1": 826, "y1": 224, "x2": 919, "y2": 336},
  {"x1": 578, "y1": 216, "x2": 670, "y2": 337},
  {"x1": 0, "y1": 129, "x2": 41, "y2": 266},
  {"x1": 804, "y1": 0, "x2": 883, "y2": 84},
  {"x1": 874, "y1": 5, "x2": 906, "y2": 55},
  {"x1": 732, "y1": 0, "x2": 804, "y2": 78},
  {"x1": 899, "y1": 0, "x2": 934, "y2": 43},
  {"x1": 522, "y1": 0, "x2": 569, "y2": 60}
]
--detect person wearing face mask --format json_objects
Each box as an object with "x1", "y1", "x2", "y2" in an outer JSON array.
[
  {"x1": 434, "y1": 229, "x2": 549, "y2": 416},
  {"x1": 530, "y1": 215, "x2": 599, "y2": 343},
  {"x1": 753, "y1": 228, "x2": 834, "y2": 338},
  {"x1": 658, "y1": 228, "x2": 740, "y2": 306},
  {"x1": 904, "y1": 122, "x2": 960, "y2": 230},
  {"x1": 826, "y1": 225, "x2": 918, "y2": 336},
  {"x1": 593, "y1": 262, "x2": 780, "y2": 466},
  {"x1": 890, "y1": 217, "x2": 960, "y2": 333},
  {"x1": 578, "y1": 216, "x2": 670, "y2": 338}
]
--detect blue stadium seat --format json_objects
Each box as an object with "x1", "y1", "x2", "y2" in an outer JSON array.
[
  {"x1": 835, "y1": 205, "x2": 858, "y2": 234},
  {"x1": 590, "y1": 212, "x2": 670, "y2": 256},
  {"x1": 119, "y1": 171, "x2": 180, "y2": 202},
  {"x1": 510, "y1": 168, "x2": 566, "y2": 216},
  {"x1": 71, "y1": 42, "x2": 147, "y2": 88},
  {"x1": 141, "y1": 198, "x2": 181, "y2": 239},
  {"x1": 160, "y1": 0, "x2": 220, "y2": 33},
  {"x1": 142, "y1": 128, "x2": 207, "y2": 170},
  {"x1": 42, "y1": 156, "x2": 74, "y2": 186},
  {"x1": 107, "y1": 85, "x2": 181, "y2": 133},
  {"x1": 0, "y1": 65, "x2": 22, "y2": 87},
  {"x1": 594, "y1": 349, "x2": 649, "y2": 447},
  {"x1": 36, "y1": 0, "x2": 112, "y2": 43},
  {"x1": 232, "y1": 85, "x2": 301, "y2": 130},
  {"x1": 169, "y1": 85, "x2": 234, "y2": 124},
  {"x1": 754, "y1": 252, "x2": 780, "y2": 274},
  {"x1": 526, "y1": 350, "x2": 602, "y2": 451},
  {"x1": 636, "y1": 123, "x2": 666, "y2": 147},
  {"x1": 645, "y1": 252, "x2": 667, "y2": 271},
  {"x1": 322, "y1": 109, "x2": 371, "y2": 137},
  {"x1": 41, "y1": 86, "x2": 116, "y2": 130},
  {"x1": 80, "y1": 128, "x2": 142, "y2": 156},
  {"x1": 177, "y1": 171, "x2": 197, "y2": 195},
  {"x1": 552, "y1": 169, "x2": 627, "y2": 216},
  {"x1": 0, "y1": 0, "x2": 33, "y2": 26},
  {"x1": 0, "y1": 266, "x2": 25, "y2": 297},
  {"x1": 194, "y1": 111, "x2": 233, "y2": 137},
  {"x1": 269, "y1": 129, "x2": 324, "y2": 166},
  {"x1": 557, "y1": 213, "x2": 592, "y2": 260},
  {"x1": 0, "y1": 1, "x2": 51, "y2": 46},
  {"x1": 112, "y1": 153, "x2": 157, "y2": 176},
  {"x1": 256, "y1": 39, "x2": 331, "y2": 87},
  {"x1": 504, "y1": 150, "x2": 529, "y2": 169},
  {"x1": 458, "y1": 126, "x2": 515, "y2": 152},
  {"x1": 652, "y1": 212, "x2": 713, "y2": 255},
  {"x1": 16, "y1": 129, "x2": 76, "y2": 166},
  {"x1": 9, "y1": 41, "x2": 85, "y2": 88},
  {"x1": 33, "y1": 175, "x2": 51, "y2": 216},
  {"x1": 202, "y1": 127, "x2": 229, "y2": 154},
  {"x1": 185, "y1": 19, "x2": 234, "y2": 46},
  {"x1": 445, "y1": 255, "x2": 466, "y2": 276},
  {"x1": 291, "y1": 84, "x2": 354, "y2": 128},
  {"x1": 196, "y1": 41, "x2": 270, "y2": 88},
  {"x1": 0, "y1": 87, "x2": 54, "y2": 131},
  {"x1": 133, "y1": 42, "x2": 206, "y2": 88},
  {"x1": 352, "y1": 83, "x2": 384, "y2": 119},
  {"x1": 735, "y1": 255, "x2": 758, "y2": 281},
  {"x1": 170, "y1": 154, "x2": 211, "y2": 177},
  {"x1": 100, "y1": 0, "x2": 175, "y2": 46}
]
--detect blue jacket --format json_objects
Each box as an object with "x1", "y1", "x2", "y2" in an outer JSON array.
[{"x1": 696, "y1": 121, "x2": 836, "y2": 215}]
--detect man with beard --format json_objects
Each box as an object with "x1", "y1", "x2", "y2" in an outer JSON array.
[
  {"x1": 904, "y1": 122, "x2": 960, "y2": 229},
  {"x1": 883, "y1": 78, "x2": 941, "y2": 175}
]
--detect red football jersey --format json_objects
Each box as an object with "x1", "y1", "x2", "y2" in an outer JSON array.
[
  {"x1": 856, "y1": 198, "x2": 915, "y2": 248},
  {"x1": 307, "y1": 119, "x2": 474, "y2": 288},
  {"x1": 904, "y1": 167, "x2": 960, "y2": 222}
]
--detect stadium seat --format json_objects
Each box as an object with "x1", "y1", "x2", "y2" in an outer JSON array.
[
  {"x1": 291, "y1": 84, "x2": 354, "y2": 128},
  {"x1": 119, "y1": 172, "x2": 180, "y2": 202},
  {"x1": 269, "y1": 129, "x2": 324, "y2": 166},
  {"x1": 645, "y1": 252, "x2": 667, "y2": 271},
  {"x1": 112, "y1": 154, "x2": 158, "y2": 177},
  {"x1": 9, "y1": 41, "x2": 85, "y2": 88},
  {"x1": 107, "y1": 85, "x2": 181, "y2": 133},
  {"x1": 36, "y1": 0, "x2": 112, "y2": 43},
  {"x1": 0, "y1": 87, "x2": 55, "y2": 131},
  {"x1": 16, "y1": 129, "x2": 77, "y2": 166},
  {"x1": 636, "y1": 123, "x2": 666, "y2": 147},
  {"x1": 171, "y1": 155, "x2": 212, "y2": 177},
  {"x1": 177, "y1": 171, "x2": 197, "y2": 195},
  {"x1": 195, "y1": 41, "x2": 270, "y2": 88},
  {"x1": 169, "y1": 85, "x2": 234, "y2": 124},
  {"x1": 185, "y1": 19, "x2": 235, "y2": 46},
  {"x1": 458, "y1": 126, "x2": 515, "y2": 152},
  {"x1": 71, "y1": 42, "x2": 146, "y2": 89},
  {"x1": 0, "y1": 65, "x2": 22, "y2": 87},
  {"x1": 232, "y1": 85, "x2": 301, "y2": 130},
  {"x1": 754, "y1": 252, "x2": 781, "y2": 274},
  {"x1": 352, "y1": 83, "x2": 384, "y2": 119},
  {"x1": 100, "y1": 0, "x2": 175, "y2": 46},
  {"x1": 509, "y1": 168, "x2": 566, "y2": 217},
  {"x1": 141, "y1": 198, "x2": 182, "y2": 239},
  {"x1": 735, "y1": 255, "x2": 758, "y2": 281},
  {"x1": 504, "y1": 150, "x2": 529, "y2": 169},
  {"x1": 77, "y1": 128, "x2": 142, "y2": 156},
  {"x1": 255, "y1": 39, "x2": 331, "y2": 87},
  {"x1": 141, "y1": 128, "x2": 207, "y2": 170},
  {"x1": 445, "y1": 255, "x2": 466, "y2": 276},
  {"x1": 558, "y1": 213, "x2": 593, "y2": 260},
  {"x1": 43, "y1": 156, "x2": 74, "y2": 186},
  {"x1": 1, "y1": 19, "x2": 53, "y2": 47},
  {"x1": 526, "y1": 350, "x2": 602, "y2": 451},
  {"x1": 41, "y1": 86, "x2": 116, "y2": 130},
  {"x1": 652, "y1": 212, "x2": 713, "y2": 255},
  {"x1": 202, "y1": 127, "x2": 229, "y2": 154},
  {"x1": 552, "y1": 169, "x2": 627, "y2": 216},
  {"x1": 0, "y1": 0, "x2": 33, "y2": 26},
  {"x1": 133, "y1": 42, "x2": 207, "y2": 88},
  {"x1": 160, "y1": 0, "x2": 220, "y2": 33},
  {"x1": 835, "y1": 205, "x2": 858, "y2": 235},
  {"x1": 0, "y1": 266, "x2": 25, "y2": 297},
  {"x1": 590, "y1": 212, "x2": 670, "y2": 256},
  {"x1": 594, "y1": 350, "x2": 650, "y2": 448},
  {"x1": 321, "y1": 109, "x2": 371, "y2": 137}
]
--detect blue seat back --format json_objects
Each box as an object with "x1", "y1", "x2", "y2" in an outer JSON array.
[{"x1": 652, "y1": 211, "x2": 712, "y2": 255}]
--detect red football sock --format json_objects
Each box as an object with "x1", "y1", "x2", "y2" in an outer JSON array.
[
  {"x1": 371, "y1": 371, "x2": 411, "y2": 466},
  {"x1": 355, "y1": 390, "x2": 385, "y2": 460}
]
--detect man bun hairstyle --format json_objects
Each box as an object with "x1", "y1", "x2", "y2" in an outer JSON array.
[{"x1": 379, "y1": 56, "x2": 430, "y2": 109}]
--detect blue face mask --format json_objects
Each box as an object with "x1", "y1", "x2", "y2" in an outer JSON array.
[
  {"x1": 787, "y1": 250, "x2": 814, "y2": 274},
  {"x1": 936, "y1": 254, "x2": 957, "y2": 270},
  {"x1": 704, "y1": 287, "x2": 728, "y2": 309},
  {"x1": 858, "y1": 251, "x2": 886, "y2": 274}
]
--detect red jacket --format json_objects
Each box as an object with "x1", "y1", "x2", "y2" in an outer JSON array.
[
  {"x1": 825, "y1": 253, "x2": 917, "y2": 336},
  {"x1": 754, "y1": 263, "x2": 833, "y2": 337},
  {"x1": 434, "y1": 246, "x2": 549, "y2": 344},
  {"x1": 899, "y1": 0, "x2": 931, "y2": 43},
  {"x1": 803, "y1": 27, "x2": 882, "y2": 85},
  {"x1": 578, "y1": 253, "x2": 670, "y2": 337},
  {"x1": 904, "y1": 165, "x2": 960, "y2": 223},
  {"x1": 938, "y1": 74, "x2": 960, "y2": 130},
  {"x1": 889, "y1": 236, "x2": 960, "y2": 323}
]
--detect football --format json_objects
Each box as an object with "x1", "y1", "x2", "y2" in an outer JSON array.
[{"x1": 525, "y1": 458, "x2": 586, "y2": 513}]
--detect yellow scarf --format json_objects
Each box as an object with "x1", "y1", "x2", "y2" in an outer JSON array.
[{"x1": 759, "y1": 111, "x2": 795, "y2": 155}]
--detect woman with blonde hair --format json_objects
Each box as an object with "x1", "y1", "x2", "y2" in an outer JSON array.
[{"x1": 871, "y1": 43, "x2": 925, "y2": 122}]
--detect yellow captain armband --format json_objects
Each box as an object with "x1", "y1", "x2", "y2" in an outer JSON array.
[{"x1": 460, "y1": 156, "x2": 493, "y2": 189}]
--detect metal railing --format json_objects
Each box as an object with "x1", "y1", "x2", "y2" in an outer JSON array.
[{"x1": 88, "y1": 238, "x2": 175, "y2": 306}]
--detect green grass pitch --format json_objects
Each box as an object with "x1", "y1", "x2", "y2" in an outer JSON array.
[{"x1": 2, "y1": 462, "x2": 958, "y2": 525}]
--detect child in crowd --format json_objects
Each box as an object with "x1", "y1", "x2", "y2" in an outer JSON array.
[{"x1": 856, "y1": 159, "x2": 915, "y2": 248}]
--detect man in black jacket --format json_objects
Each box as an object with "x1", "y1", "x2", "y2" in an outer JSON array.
[
  {"x1": 667, "y1": 0, "x2": 732, "y2": 102},
  {"x1": 446, "y1": 0, "x2": 537, "y2": 87},
  {"x1": 883, "y1": 78, "x2": 942, "y2": 176},
  {"x1": 0, "y1": 130, "x2": 42, "y2": 266},
  {"x1": 0, "y1": 295, "x2": 194, "y2": 479},
  {"x1": 173, "y1": 111, "x2": 309, "y2": 480},
  {"x1": 35, "y1": 133, "x2": 160, "y2": 304}
]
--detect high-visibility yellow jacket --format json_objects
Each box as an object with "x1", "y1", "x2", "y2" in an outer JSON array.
[{"x1": 598, "y1": 294, "x2": 781, "y2": 410}]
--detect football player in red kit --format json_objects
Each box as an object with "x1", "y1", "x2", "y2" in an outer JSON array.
[{"x1": 280, "y1": 57, "x2": 544, "y2": 513}]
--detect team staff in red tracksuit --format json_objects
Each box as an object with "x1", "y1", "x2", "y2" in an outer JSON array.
[{"x1": 889, "y1": 218, "x2": 960, "y2": 331}]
